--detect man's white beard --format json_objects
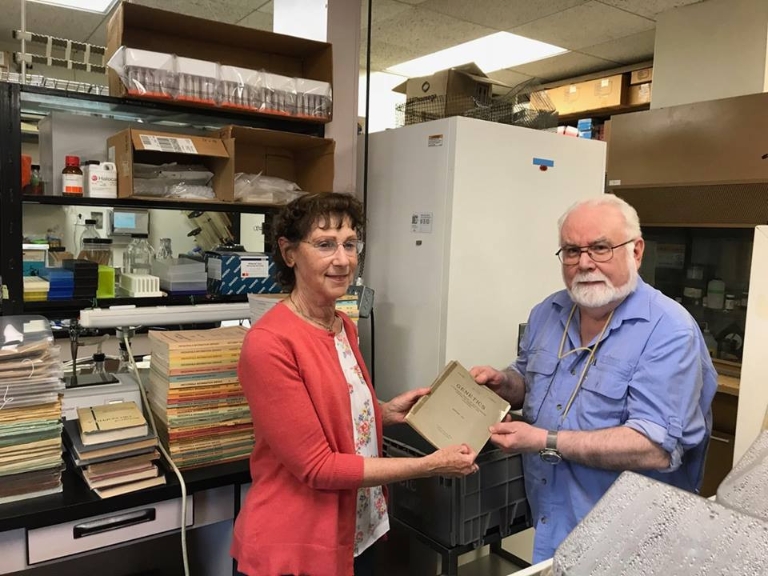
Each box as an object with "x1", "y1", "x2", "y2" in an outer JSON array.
[{"x1": 567, "y1": 258, "x2": 639, "y2": 309}]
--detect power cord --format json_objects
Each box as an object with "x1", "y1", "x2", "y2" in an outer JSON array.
[{"x1": 122, "y1": 330, "x2": 190, "y2": 576}]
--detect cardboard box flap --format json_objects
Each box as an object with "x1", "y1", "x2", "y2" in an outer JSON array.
[
  {"x1": 130, "y1": 129, "x2": 230, "y2": 158},
  {"x1": 393, "y1": 62, "x2": 507, "y2": 94},
  {"x1": 219, "y1": 126, "x2": 333, "y2": 151}
]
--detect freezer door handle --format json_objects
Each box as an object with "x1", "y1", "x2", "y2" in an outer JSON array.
[{"x1": 73, "y1": 508, "x2": 157, "y2": 539}]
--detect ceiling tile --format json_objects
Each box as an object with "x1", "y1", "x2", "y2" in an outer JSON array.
[
  {"x1": 129, "y1": 0, "x2": 256, "y2": 24},
  {"x1": 580, "y1": 29, "x2": 655, "y2": 63},
  {"x1": 510, "y1": 51, "x2": 618, "y2": 81},
  {"x1": 1, "y1": 1, "x2": 105, "y2": 43},
  {"x1": 237, "y1": 10, "x2": 273, "y2": 31},
  {"x1": 596, "y1": 0, "x2": 704, "y2": 19},
  {"x1": 512, "y1": 1, "x2": 654, "y2": 51},
  {"x1": 362, "y1": 0, "x2": 414, "y2": 28},
  {"x1": 418, "y1": 0, "x2": 589, "y2": 30},
  {"x1": 372, "y1": 7, "x2": 496, "y2": 57},
  {"x1": 361, "y1": 38, "x2": 419, "y2": 71}
]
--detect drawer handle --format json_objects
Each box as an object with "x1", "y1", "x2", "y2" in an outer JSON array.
[
  {"x1": 710, "y1": 435, "x2": 732, "y2": 444},
  {"x1": 73, "y1": 508, "x2": 157, "y2": 539}
]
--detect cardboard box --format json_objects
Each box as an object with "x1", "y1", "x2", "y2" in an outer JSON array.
[
  {"x1": 393, "y1": 63, "x2": 510, "y2": 121},
  {"x1": 544, "y1": 74, "x2": 627, "y2": 115},
  {"x1": 630, "y1": 67, "x2": 653, "y2": 85},
  {"x1": 218, "y1": 125, "x2": 334, "y2": 200},
  {"x1": 107, "y1": 128, "x2": 231, "y2": 202},
  {"x1": 106, "y1": 3, "x2": 333, "y2": 120},
  {"x1": 628, "y1": 82, "x2": 652, "y2": 106},
  {"x1": 206, "y1": 251, "x2": 281, "y2": 295}
]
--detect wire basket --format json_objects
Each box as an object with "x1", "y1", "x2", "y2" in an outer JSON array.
[{"x1": 396, "y1": 80, "x2": 558, "y2": 130}]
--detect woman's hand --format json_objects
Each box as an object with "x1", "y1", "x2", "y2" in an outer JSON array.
[
  {"x1": 424, "y1": 444, "x2": 479, "y2": 477},
  {"x1": 380, "y1": 387, "x2": 431, "y2": 426}
]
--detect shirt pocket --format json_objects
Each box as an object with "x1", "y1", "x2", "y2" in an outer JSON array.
[
  {"x1": 523, "y1": 351, "x2": 560, "y2": 424},
  {"x1": 574, "y1": 361, "x2": 631, "y2": 429}
]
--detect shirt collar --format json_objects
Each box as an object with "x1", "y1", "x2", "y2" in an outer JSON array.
[{"x1": 551, "y1": 277, "x2": 652, "y2": 324}]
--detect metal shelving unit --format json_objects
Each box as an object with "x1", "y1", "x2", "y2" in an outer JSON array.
[{"x1": 0, "y1": 81, "x2": 318, "y2": 318}]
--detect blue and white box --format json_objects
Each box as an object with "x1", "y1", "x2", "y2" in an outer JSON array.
[{"x1": 206, "y1": 251, "x2": 281, "y2": 295}]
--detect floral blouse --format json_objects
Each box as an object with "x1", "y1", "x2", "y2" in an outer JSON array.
[{"x1": 334, "y1": 326, "x2": 389, "y2": 556}]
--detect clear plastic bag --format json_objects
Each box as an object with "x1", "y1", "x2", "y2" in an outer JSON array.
[
  {"x1": 296, "y1": 78, "x2": 332, "y2": 120},
  {"x1": 107, "y1": 47, "x2": 177, "y2": 100},
  {"x1": 234, "y1": 172, "x2": 304, "y2": 204},
  {"x1": 174, "y1": 57, "x2": 218, "y2": 106}
]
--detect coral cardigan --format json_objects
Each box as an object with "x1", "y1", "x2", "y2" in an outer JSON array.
[{"x1": 232, "y1": 302, "x2": 383, "y2": 576}]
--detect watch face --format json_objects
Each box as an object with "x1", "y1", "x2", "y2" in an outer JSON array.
[{"x1": 540, "y1": 449, "x2": 562, "y2": 465}]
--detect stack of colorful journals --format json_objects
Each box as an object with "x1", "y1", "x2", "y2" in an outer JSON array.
[
  {"x1": 0, "y1": 316, "x2": 65, "y2": 504},
  {"x1": 63, "y1": 401, "x2": 163, "y2": 499},
  {"x1": 147, "y1": 326, "x2": 253, "y2": 469}
]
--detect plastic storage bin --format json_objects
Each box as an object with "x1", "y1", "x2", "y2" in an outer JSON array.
[{"x1": 383, "y1": 424, "x2": 530, "y2": 548}]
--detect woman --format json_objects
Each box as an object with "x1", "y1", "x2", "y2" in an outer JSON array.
[{"x1": 233, "y1": 192, "x2": 478, "y2": 576}]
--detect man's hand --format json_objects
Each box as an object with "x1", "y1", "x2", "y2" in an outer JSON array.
[
  {"x1": 489, "y1": 421, "x2": 547, "y2": 454},
  {"x1": 381, "y1": 388, "x2": 431, "y2": 426},
  {"x1": 469, "y1": 365, "x2": 507, "y2": 392}
]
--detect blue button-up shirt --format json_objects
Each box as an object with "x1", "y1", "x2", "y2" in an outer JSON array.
[{"x1": 514, "y1": 279, "x2": 717, "y2": 563}]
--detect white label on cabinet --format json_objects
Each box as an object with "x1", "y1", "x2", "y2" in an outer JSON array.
[
  {"x1": 411, "y1": 212, "x2": 433, "y2": 233},
  {"x1": 608, "y1": 179, "x2": 621, "y2": 186},
  {"x1": 428, "y1": 134, "x2": 443, "y2": 147}
]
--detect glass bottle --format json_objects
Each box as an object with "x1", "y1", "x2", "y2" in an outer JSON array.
[
  {"x1": 78, "y1": 219, "x2": 100, "y2": 253},
  {"x1": 128, "y1": 234, "x2": 155, "y2": 275},
  {"x1": 62, "y1": 155, "x2": 83, "y2": 197},
  {"x1": 157, "y1": 237, "x2": 173, "y2": 260},
  {"x1": 122, "y1": 236, "x2": 138, "y2": 274}
]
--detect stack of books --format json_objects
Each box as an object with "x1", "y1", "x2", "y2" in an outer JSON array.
[
  {"x1": 0, "y1": 319, "x2": 65, "y2": 504},
  {"x1": 64, "y1": 401, "x2": 164, "y2": 498},
  {"x1": 147, "y1": 326, "x2": 253, "y2": 469}
]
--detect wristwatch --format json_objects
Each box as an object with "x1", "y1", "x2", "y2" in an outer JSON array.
[{"x1": 539, "y1": 430, "x2": 562, "y2": 465}]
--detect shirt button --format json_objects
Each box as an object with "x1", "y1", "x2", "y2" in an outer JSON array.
[
  {"x1": 541, "y1": 516, "x2": 548, "y2": 524},
  {"x1": 541, "y1": 478, "x2": 547, "y2": 485},
  {"x1": 556, "y1": 404, "x2": 562, "y2": 411},
  {"x1": 570, "y1": 368, "x2": 576, "y2": 375}
]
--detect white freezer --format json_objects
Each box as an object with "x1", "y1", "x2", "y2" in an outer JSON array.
[{"x1": 363, "y1": 117, "x2": 606, "y2": 400}]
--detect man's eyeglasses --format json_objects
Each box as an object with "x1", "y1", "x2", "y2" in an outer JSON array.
[
  {"x1": 556, "y1": 239, "x2": 636, "y2": 265},
  {"x1": 303, "y1": 239, "x2": 364, "y2": 257}
]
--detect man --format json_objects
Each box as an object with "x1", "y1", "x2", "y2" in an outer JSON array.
[{"x1": 471, "y1": 195, "x2": 717, "y2": 563}]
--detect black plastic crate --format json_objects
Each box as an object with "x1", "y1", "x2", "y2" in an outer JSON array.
[{"x1": 383, "y1": 424, "x2": 530, "y2": 548}]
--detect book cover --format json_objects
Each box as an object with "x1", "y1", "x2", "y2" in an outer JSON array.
[
  {"x1": 148, "y1": 326, "x2": 247, "y2": 351},
  {"x1": 77, "y1": 401, "x2": 146, "y2": 433},
  {"x1": 405, "y1": 360, "x2": 510, "y2": 455}
]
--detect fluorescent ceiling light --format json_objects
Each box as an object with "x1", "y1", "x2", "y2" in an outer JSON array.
[
  {"x1": 386, "y1": 32, "x2": 567, "y2": 78},
  {"x1": 27, "y1": 0, "x2": 118, "y2": 14}
]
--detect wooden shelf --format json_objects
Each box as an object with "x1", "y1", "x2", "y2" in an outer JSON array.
[
  {"x1": 716, "y1": 373, "x2": 740, "y2": 397},
  {"x1": 558, "y1": 103, "x2": 650, "y2": 125}
]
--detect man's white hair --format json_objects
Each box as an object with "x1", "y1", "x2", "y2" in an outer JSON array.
[{"x1": 557, "y1": 194, "x2": 642, "y2": 249}]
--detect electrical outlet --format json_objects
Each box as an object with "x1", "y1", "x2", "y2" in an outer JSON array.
[{"x1": 348, "y1": 285, "x2": 374, "y2": 318}]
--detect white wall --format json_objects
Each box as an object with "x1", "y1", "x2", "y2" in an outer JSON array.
[
  {"x1": 358, "y1": 71, "x2": 406, "y2": 134},
  {"x1": 653, "y1": 0, "x2": 768, "y2": 108}
]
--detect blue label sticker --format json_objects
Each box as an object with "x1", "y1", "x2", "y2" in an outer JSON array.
[{"x1": 533, "y1": 158, "x2": 555, "y2": 168}]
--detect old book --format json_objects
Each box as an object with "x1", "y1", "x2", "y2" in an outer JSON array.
[
  {"x1": 148, "y1": 326, "x2": 247, "y2": 352},
  {"x1": 405, "y1": 360, "x2": 510, "y2": 455},
  {"x1": 77, "y1": 401, "x2": 148, "y2": 446},
  {"x1": 93, "y1": 474, "x2": 166, "y2": 499}
]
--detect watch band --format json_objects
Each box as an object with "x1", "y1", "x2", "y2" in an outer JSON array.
[{"x1": 546, "y1": 430, "x2": 558, "y2": 450}]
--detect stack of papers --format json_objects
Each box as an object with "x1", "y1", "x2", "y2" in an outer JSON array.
[
  {"x1": 63, "y1": 401, "x2": 163, "y2": 499},
  {"x1": 0, "y1": 317, "x2": 65, "y2": 504},
  {"x1": 147, "y1": 326, "x2": 253, "y2": 469}
]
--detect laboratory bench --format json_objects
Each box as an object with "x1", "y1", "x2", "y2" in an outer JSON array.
[{"x1": 0, "y1": 456, "x2": 251, "y2": 574}]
